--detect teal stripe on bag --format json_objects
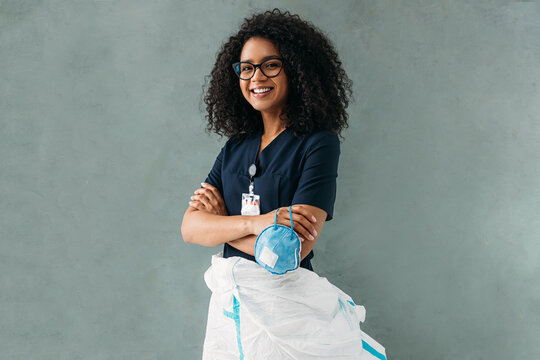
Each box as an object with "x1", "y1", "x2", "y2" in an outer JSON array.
[
  {"x1": 223, "y1": 296, "x2": 244, "y2": 360},
  {"x1": 362, "y1": 339, "x2": 387, "y2": 360}
]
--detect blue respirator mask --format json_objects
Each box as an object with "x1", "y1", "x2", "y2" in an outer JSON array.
[{"x1": 254, "y1": 206, "x2": 301, "y2": 275}]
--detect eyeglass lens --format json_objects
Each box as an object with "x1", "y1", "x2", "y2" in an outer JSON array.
[{"x1": 236, "y1": 58, "x2": 282, "y2": 79}]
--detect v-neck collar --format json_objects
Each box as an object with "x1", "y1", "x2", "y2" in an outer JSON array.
[{"x1": 254, "y1": 127, "x2": 290, "y2": 164}]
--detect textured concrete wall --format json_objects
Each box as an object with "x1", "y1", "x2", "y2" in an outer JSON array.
[{"x1": 2, "y1": 1, "x2": 539, "y2": 359}]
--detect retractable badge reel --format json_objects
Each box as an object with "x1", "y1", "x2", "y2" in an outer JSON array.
[{"x1": 241, "y1": 163, "x2": 260, "y2": 216}]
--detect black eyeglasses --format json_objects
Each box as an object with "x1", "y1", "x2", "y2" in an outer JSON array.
[{"x1": 232, "y1": 57, "x2": 284, "y2": 80}]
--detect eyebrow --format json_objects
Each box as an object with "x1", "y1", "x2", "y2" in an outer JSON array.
[{"x1": 240, "y1": 55, "x2": 281, "y2": 63}]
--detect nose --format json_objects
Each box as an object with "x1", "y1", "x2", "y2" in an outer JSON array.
[{"x1": 251, "y1": 66, "x2": 267, "y2": 81}]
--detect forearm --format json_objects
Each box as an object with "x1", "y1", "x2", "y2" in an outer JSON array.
[
  {"x1": 228, "y1": 235, "x2": 313, "y2": 260},
  {"x1": 228, "y1": 233, "x2": 317, "y2": 260},
  {"x1": 181, "y1": 207, "x2": 254, "y2": 247},
  {"x1": 182, "y1": 202, "x2": 324, "y2": 260},
  {"x1": 228, "y1": 205, "x2": 324, "y2": 260},
  {"x1": 300, "y1": 237, "x2": 317, "y2": 260},
  {"x1": 227, "y1": 235, "x2": 257, "y2": 256},
  {"x1": 297, "y1": 205, "x2": 326, "y2": 260}
]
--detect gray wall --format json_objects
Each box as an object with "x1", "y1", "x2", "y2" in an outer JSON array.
[{"x1": 2, "y1": 1, "x2": 539, "y2": 359}]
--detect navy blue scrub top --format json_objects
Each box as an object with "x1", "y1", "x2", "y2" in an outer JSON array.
[{"x1": 204, "y1": 127, "x2": 340, "y2": 271}]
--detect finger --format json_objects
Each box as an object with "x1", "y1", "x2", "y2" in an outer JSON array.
[
  {"x1": 192, "y1": 195, "x2": 212, "y2": 209},
  {"x1": 204, "y1": 185, "x2": 225, "y2": 207},
  {"x1": 284, "y1": 220, "x2": 311, "y2": 242},
  {"x1": 291, "y1": 213, "x2": 317, "y2": 239},
  {"x1": 201, "y1": 183, "x2": 225, "y2": 203},
  {"x1": 292, "y1": 220, "x2": 315, "y2": 241},
  {"x1": 290, "y1": 205, "x2": 317, "y2": 223},
  {"x1": 292, "y1": 207, "x2": 317, "y2": 224},
  {"x1": 194, "y1": 189, "x2": 217, "y2": 203},
  {"x1": 196, "y1": 188, "x2": 226, "y2": 212},
  {"x1": 189, "y1": 200, "x2": 205, "y2": 210},
  {"x1": 201, "y1": 182, "x2": 219, "y2": 195},
  {"x1": 276, "y1": 210, "x2": 314, "y2": 240},
  {"x1": 203, "y1": 190, "x2": 223, "y2": 211}
]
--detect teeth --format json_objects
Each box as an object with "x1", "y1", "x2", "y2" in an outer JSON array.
[{"x1": 252, "y1": 88, "x2": 272, "y2": 94}]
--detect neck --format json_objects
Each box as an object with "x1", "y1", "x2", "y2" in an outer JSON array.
[{"x1": 261, "y1": 110, "x2": 286, "y2": 138}]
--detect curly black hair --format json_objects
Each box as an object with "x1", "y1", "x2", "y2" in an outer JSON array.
[{"x1": 203, "y1": 8, "x2": 352, "y2": 139}]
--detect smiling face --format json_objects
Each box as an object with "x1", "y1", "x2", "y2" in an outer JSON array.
[{"x1": 238, "y1": 37, "x2": 288, "y2": 118}]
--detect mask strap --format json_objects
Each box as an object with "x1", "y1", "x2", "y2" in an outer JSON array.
[
  {"x1": 274, "y1": 207, "x2": 294, "y2": 231},
  {"x1": 288, "y1": 206, "x2": 293, "y2": 231}
]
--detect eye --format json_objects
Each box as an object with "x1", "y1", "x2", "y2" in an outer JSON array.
[
  {"x1": 264, "y1": 61, "x2": 279, "y2": 69},
  {"x1": 241, "y1": 64, "x2": 254, "y2": 72}
]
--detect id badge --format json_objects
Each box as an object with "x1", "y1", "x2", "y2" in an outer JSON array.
[{"x1": 241, "y1": 193, "x2": 260, "y2": 216}]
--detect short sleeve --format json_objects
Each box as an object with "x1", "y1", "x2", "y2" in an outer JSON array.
[
  {"x1": 204, "y1": 145, "x2": 224, "y2": 195},
  {"x1": 291, "y1": 132, "x2": 340, "y2": 221}
]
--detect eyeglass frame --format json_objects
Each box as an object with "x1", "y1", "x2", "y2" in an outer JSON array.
[{"x1": 231, "y1": 57, "x2": 284, "y2": 80}]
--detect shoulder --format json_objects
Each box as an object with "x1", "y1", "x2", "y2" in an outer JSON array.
[
  {"x1": 217, "y1": 133, "x2": 256, "y2": 154},
  {"x1": 302, "y1": 130, "x2": 340, "y2": 153},
  {"x1": 226, "y1": 132, "x2": 257, "y2": 147},
  {"x1": 304, "y1": 129, "x2": 339, "y2": 141}
]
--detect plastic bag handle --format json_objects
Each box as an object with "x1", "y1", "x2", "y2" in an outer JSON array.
[{"x1": 273, "y1": 206, "x2": 294, "y2": 231}]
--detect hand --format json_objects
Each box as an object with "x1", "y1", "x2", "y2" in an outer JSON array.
[
  {"x1": 251, "y1": 205, "x2": 318, "y2": 242},
  {"x1": 189, "y1": 183, "x2": 228, "y2": 216}
]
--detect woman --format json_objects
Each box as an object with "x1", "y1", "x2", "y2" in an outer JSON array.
[{"x1": 181, "y1": 9, "x2": 386, "y2": 360}]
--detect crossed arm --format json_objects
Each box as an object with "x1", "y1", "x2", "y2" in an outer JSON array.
[{"x1": 180, "y1": 183, "x2": 327, "y2": 260}]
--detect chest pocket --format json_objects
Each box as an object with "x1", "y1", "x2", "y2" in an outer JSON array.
[
  {"x1": 270, "y1": 173, "x2": 298, "y2": 210},
  {"x1": 252, "y1": 174, "x2": 281, "y2": 214}
]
